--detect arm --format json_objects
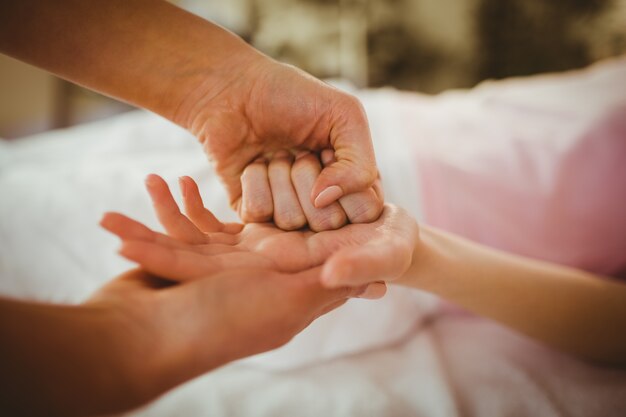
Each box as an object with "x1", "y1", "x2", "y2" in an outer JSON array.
[
  {"x1": 102, "y1": 168, "x2": 626, "y2": 366},
  {"x1": 0, "y1": 0, "x2": 380, "y2": 217},
  {"x1": 323, "y1": 222, "x2": 626, "y2": 366},
  {"x1": 0, "y1": 0, "x2": 250, "y2": 123},
  {"x1": 0, "y1": 268, "x2": 361, "y2": 416},
  {"x1": 408, "y1": 226, "x2": 626, "y2": 366},
  {"x1": 0, "y1": 297, "x2": 145, "y2": 416}
]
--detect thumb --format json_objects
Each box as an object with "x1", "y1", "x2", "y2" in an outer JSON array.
[
  {"x1": 311, "y1": 97, "x2": 378, "y2": 208},
  {"x1": 320, "y1": 236, "x2": 413, "y2": 288}
]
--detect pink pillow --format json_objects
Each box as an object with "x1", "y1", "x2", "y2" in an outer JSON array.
[{"x1": 394, "y1": 58, "x2": 626, "y2": 276}]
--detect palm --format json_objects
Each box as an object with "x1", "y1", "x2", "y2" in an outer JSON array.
[
  {"x1": 101, "y1": 175, "x2": 415, "y2": 284},
  {"x1": 212, "y1": 211, "x2": 396, "y2": 273}
]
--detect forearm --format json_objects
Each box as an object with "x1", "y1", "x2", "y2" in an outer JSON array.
[
  {"x1": 0, "y1": 299, "x2": 131, "y2": 415},
  {"x1": 404, "y1": 226, "x2": 626, "y2": 366},
  {"x1": 0, "y1": 297, "x2": 189, "y2": 416},
  {"x1": 0, "y1": 0, "x2": 259, "y2": 126}
]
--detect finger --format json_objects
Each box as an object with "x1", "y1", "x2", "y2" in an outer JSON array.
[
  {"x1": 320, "y1": 148, "x2": 335, "y2": 166},
  {"x1": 119, "y1": 240, "x2": 221, "y2": 281},
  {"x1": 291, "y1": 267, "x2": 370, "y2": 309},
  {"x1": 100, "y1": 212, "x2": 188, "y2": 250},
  {"x1": 179, "y1": 176, "x2": 226, "y2": 233},
  {"x1": 291, "y1": 153, "x2": 347, "y2": 232},
  {"x1": 315, "y1": 299, "x2": 347, "y2": 317},
  {"x1": 120, "y1": 240, "x2": 274, "y2": 281},
  {"x1": 372, "y1": 178, "x2": 385, "y2": 201},
  {"x1": 203, "y1": 232, "x2": 239, "y2": 246},
  {"x1": 268, "y1": 151, "x2": 307, "y2": 230},
  {"x1": 240, "y1": 159, "x2": 274, "y2": 223},
  {"x1": 339, "y1": 185, "x2": 383, "y2": 223},
  {"x1": 198, "y1": 244, "x2": 243, "y2": 256},
  {"x1": 320, "y1": 149, "x2": 383, "y2": 223},
  {"x1": 311, "y1": 95, "x2": 378, "y2": 207},
  {"x1": 103, "y1": 211, "x2": 237, "y2": 254},
  {"x1": 311, "y1": 283, "x2": 381, "y2": 322},
  {"x1": 357, "y1": 282, "x2": 387, "y2": 300},
  {"x1": 320, "y1": 236, "x2": 413, "y2": 288},
  {"x1": 222, "y1": 223, "x2": 245, "y2": 234},
  {"x1": 145, "y1": 174, "x2": 207, "y2": 244}
]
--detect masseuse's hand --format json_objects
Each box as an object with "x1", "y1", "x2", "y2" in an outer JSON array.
[
  {"x1": 88, "y1": 266, "x2": 363, "y2": 388},
  {"x1": 239, "y1": 150, "x2": 383, "y2": 230},
  {"x1": 1, "y1": 267, "x2": 362, "y2": 416},
  {"x1": 179, "y1": 57, "x2": 381, "y2": 221},
  {"x1": 101, "y1": 175, "x2": 418, "y2": 298}
]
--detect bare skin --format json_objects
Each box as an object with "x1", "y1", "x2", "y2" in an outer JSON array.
[
  {"x1": 110, "y1": 169, "x2": 626, "y2": 368},
  {"x1": 102, "y1": 173, "x2": 396, "y2": 298},
  {"x1": 0, "y1": 266, "x2": 366, "y2": 416},
  {"x1": 0, "y1": 2, "x2": 388, "y2": 414},
  {"x1": 241, "y1": 150, "x2": 383, "y2": 231},
  {"x1": 0, "y1": 0, "x2": 382, "y2": 229}
]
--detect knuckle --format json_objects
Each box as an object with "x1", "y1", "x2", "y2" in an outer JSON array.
[
  {"x1": 241, "y1": 163, "x2": 260, "y2": 179},
  {"x1": 359, "y1": 166, "x2": 378, "y2": 187},
  {"x1": 348, "y1": 198, "x2": 383, "y2": 224},
  {"x1": 292, "y1": 154, "x2": 320, "y2": 175},
  {"x1": 342, "y1": 92, "x2": 366, "y2": 114},
  {"x1": 243, "y1": 199, "x2": 273, "y2": 222},
  {"x1": 275, "y1": 211, "x2": 307, "y2": 231},
  {"x1": 310, "y1": 208, "x2": 347, "y2": 232},
  {"x1": 271, "y1": 151, "x2": 292, "y2": 163},
  {"x1": 269, "y1": 157, "x2": 291, "y2": 173}
]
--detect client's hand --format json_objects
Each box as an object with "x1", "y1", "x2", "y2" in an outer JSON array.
[
  {"x1": 238, "y1": 149, "x2": 383, "y2": 231},
  {"x1": 101, "y1": 174, "x2": 417, "y2": 298}
]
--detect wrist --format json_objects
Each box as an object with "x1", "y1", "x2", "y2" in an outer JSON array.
[
  {"x1": 74, "y1": 304, "x2": 167, "y2": 412},
  {"x1": 165, "y1": 33, "x2": 267, "y2": 132},
  {"x1": 109, "y1": 283, "x2": 237, "y2": 397},
  {"x1": 398, "y1": 225, "x2": 446, "y2": 290},
  {"x1": 83, "y1": 279, "x2": 235, "y2": 411},
  {"x1": 77, "y1": 299, "x2": 182, "y2": 411},
  {"x1": 0, "y1": 299, "x2": 161, "y2": 416}
]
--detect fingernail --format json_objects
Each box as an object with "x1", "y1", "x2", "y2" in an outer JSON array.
[
  {"x1": 178, "y1": 177, "x2": 187, "y2": 198},
  {"x1": 314, "y1": 185, "x2": 343, "y2": 208}
]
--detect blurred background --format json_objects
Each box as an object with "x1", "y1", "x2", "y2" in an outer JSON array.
[{"x1": 1, "y1": 0, "x2": 625, "y2": 139}]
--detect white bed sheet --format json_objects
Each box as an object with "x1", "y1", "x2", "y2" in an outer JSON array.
[
  {"x1": 2, "y1": 67, "x2": 626, "y2": 416},
  {"x1": 0, "y1": 97, "x2": 437, "y2": 371}
]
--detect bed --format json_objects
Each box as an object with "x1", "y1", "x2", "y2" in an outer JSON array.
[{"x1": 1, "y1": 58, "x2": 626, "y2": 416}]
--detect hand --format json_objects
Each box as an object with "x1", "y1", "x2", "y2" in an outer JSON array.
[
  {"x1": 101, "y1": 174, "x2": 418, "y2": 297},
  {"x1": 177, "y1": 57, "x2": 380, "y2": 215},
  {"x1": 4, "y1": 265, "x2": 363, "y2": 416},
  {"x1": 239, "y1": 149, "x2": 383, "y2": 230},
  {"x1": 87, "y1": 267, "x2": 364, "y2": 379}
]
